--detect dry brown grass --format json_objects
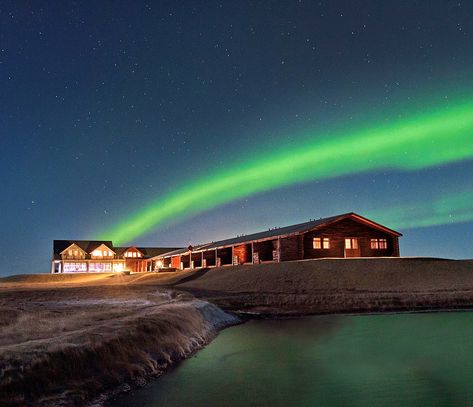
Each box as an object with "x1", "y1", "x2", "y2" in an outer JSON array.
[
  {"x1": 0, "y1": 286, "x2": 237, "y2": 407},
  {"x1": 1, "y1": 257, "x2": 473, "y2": 405},
  {"x1": 171, "y1": 258, "x2": 473, "y2": 314}
]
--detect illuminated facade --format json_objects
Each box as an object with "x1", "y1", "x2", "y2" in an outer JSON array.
[
  {"x1": 51, "y1": 240, "x2": 180, "y2": 273},
  {"x1": 52, "y1": 213, "x2": 401, "y2": 273}
]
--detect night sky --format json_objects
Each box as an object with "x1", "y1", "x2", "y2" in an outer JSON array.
[{"x1": 1, "y1": 1, "x2": 473, "y2": 276}]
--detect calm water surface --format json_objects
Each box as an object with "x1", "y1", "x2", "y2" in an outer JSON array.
[{"x1": 113, "y1": 312, "x2": 473, "y2": 406}]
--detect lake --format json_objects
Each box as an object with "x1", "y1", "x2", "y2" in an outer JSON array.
[{"x1": 112, "y1": 311, "x2": 473, "y2": 406}]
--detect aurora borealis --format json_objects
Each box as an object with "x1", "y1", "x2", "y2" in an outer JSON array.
[
  {"x1": 99, "y1": 98, "x2": 473, "y2": 245},
  {"x1": 2, "y1": 1, "x2": 473, "y2": 275},
  {"x1": 371, "y1": 188, "x2": 473, "y2": 230}
]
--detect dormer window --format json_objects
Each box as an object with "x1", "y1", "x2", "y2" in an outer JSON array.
[
  {"x1": 124, "y1": 250, "x2": 142, "y2": 258},
  {"x1": 61, "y1": 244, "x2": 85, "y2": 259},
  {"x1": 91, "y1": 245, "x2": 115, "y2": 258}
]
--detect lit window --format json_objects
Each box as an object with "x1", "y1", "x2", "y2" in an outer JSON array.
[
  {"x1": 68, "y1": 250, "x2": 73, "y2": 256},
  {"x1": 63, "y1": 262, "x2": 87, "y2": 272},
  {"x1": 323, "y1": 238, "x2": 330, "y2": 249},
  {"x1": 371, "y1": 239, "x2": 387, "y2": 249},
  {"x1": 314, "y1": 237, "x2": 330, "y2": 249},
  {"x1": 345, "y1": 238, "x2": 358, "y2": 249}
]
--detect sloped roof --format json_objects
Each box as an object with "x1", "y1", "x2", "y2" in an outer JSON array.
[
  {"x1": 53, "y1": 241, "x2": 182, "y2": 260},
  {"x1": 201, "y1": 214, "x2": 344, "y2": 250},
  {"x1": 138, "y1": 247, "x2": 182, "y2": 257},
  {"x1": 98, "y1": 246, "x2": 183, "y2": 258},
  {"x1": 53, "y1": 240, "x2": 114, "y2": 259},
  {"x1": 157, "y1": 243, "x2": 213, "y2": 258},
  {"x1": 54, "y1": 240, "x2": 113, "y2": 256},
  {"x1": 156, "y1": 212, "x2": 401, "y2": 257}
]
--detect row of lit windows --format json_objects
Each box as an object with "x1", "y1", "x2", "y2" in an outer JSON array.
[
  {"x1": 91, "y1": 249, "x2": 114, "y2": 257},
  {"x1": 64, "y1": 249, "x2": 142, "y2": 259},
  {"x1": 313, "y1": 237, "x2": 387, "y2": 250},
  {"x1": 67, "y1": 249, "x2": 84, "y2": 258},
  {"x1": 124, "y1": 252, "x2": 142, "y2": 258},
  {"x1": 63, "y1": 262, "x2": 125, "y2": 272},
  {"x1": 89, "y1": 262, "x2": 112, "y2": 271},
  {"x1": 63, "y1": 262, "x2": 87, "y2": 272}
]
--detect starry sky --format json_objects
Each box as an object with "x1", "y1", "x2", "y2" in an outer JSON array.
[{"x1": 1, "y1": 1, "x2": 472, "y2": 276}]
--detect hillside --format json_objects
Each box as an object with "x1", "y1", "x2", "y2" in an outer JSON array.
[{"x1": 2, "y1": 257, "x2": 473, "y2": 314}]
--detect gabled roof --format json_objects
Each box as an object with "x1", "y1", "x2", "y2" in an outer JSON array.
[
  {"x1": 54, "y1": 240, "x2": 114, "y2": 258},
  {"x1": 114, "y1": 246, "x2": 183, "y2": 258},
  {"x1": 200, "y1": 214, "x2": 345, "y2": 250},
  {"x1": 156, "y1": 212, "x2": 401, "y2": 256},
  {"x1": 53, "y1": 241, "x2": 183, "y2": 260},
  {"x1": 58, "y1": 242, "x2": 87, "y2": 255},
  {"x1": 90, "y1": 243, "x2": 116, "y2": 254}
]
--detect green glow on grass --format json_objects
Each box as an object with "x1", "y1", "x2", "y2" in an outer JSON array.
[{"x1": 98, "y1": 99, "x2": 473, "y2": 245}]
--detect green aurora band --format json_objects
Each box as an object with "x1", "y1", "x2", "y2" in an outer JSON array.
[
  {"x1": 370, "y1": 188, "x2": 473, "y2": 230},
  {"x1": 99, "y1": 100, "x2": 473, "y2": 245}
]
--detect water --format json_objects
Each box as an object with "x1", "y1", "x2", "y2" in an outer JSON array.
[{"x1": 112, "y1": 312, "x2": 473, "y2": 406}]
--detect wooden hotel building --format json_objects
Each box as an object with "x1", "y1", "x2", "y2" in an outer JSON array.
[
  {"x1": 51, "y1": 240, "x2": 180, "y2": 273},
  {"x1": 52, "y1": 213, "x2": 401, "y2": 273},
  {"x1": 150, "y1": 212, "x2": 402, "y2": 271}
]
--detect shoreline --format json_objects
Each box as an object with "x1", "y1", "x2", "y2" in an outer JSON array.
[
  {"x1": 0, "y1": 289, "x2": 239, "y2": 407},
  {"x1": 97, "y1": 312, "x2": 242, "y2": 407},
  {"x1": 1, "y1": 258, "x2": 473, "y2": 406}
]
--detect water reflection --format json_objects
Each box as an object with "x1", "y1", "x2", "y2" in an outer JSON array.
[{"x1": 112, "y1": 312, "x2": 473, "y2": 407}]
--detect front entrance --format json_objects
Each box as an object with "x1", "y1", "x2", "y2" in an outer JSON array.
[{"x1": 344, "y1": 238, "x2": 360, "y2": 257}]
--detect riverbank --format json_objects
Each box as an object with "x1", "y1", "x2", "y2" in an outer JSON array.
[
  {"x1": 1, "y1": 257, "x2": 473, "y2": 405},
  {"x1": 0, "y1": 285, "x2": 238, "y2": 407},
  {"x1": 172, "y1": 258, "x2": 473, "y2": 315}
]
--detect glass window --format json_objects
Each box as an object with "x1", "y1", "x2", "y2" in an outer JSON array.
[
  {"x1": 64, "y1": 262, "x2": 87, "y2": 272},
  {"x1": 345, "y1": 238, "x2": 358, "y2": 249},
  {"x1": 89, "y1": 262, "x2": 112, "y2": 272},
  {"x1": 113, "y1": 262, "x2": 124, "y2": 271},
  {"x1": 371, "y1": 239, "x2": 387, "y2": 249},
  {"x1": 323, "y1": 238, "x2": 330, "y2": 249},
  {"x1": 314, "y1": 238, "x2": 330, "y2": 249}
]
